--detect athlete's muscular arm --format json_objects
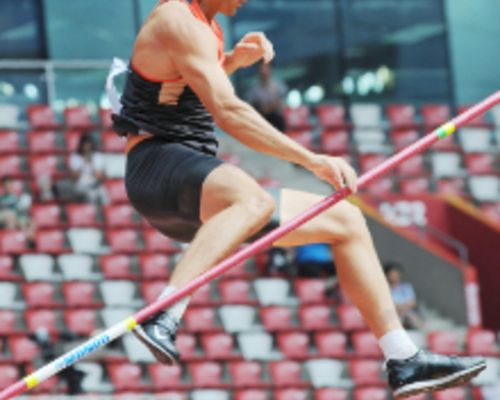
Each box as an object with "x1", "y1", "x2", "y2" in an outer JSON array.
[{"x1": 154, "y1": 4, "x2": 357, "y2": 191}]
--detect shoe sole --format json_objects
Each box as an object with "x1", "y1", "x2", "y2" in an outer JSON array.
[
  {"x1": 393, "y1": 361, "x2": 487, "y2": 398},
  {"x1": 132, "y1": 325, "x2": 179, "y2": 365}
]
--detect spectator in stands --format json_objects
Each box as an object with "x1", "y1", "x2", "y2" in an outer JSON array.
[
  {"x1": 296, "y1": 243, "x2": 335, "y2": 277},
  {"x1": 0, "y1": 176, "x2": 35, "y2": 242},
  {"x1": 384, "y1": 262, "x2": 424, "y2": 330},
  {"x1": 247, "y1": 61, "x2": 287, "y2": 131}
]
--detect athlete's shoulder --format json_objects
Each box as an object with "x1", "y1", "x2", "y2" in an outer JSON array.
[{"x1": 151, "y1": 0, "x2": 197, "y2": 38}]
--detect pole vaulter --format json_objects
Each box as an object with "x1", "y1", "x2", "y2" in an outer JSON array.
[{"x1": 1, "y1": 91, "x2": 499, "y2": 400}]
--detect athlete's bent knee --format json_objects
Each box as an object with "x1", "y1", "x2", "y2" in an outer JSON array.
[
  {"x1": 332, "y1": 202, "x2": 367, "y2": 239},
  {"x1": 242, "y1": 190, "x2": 276, "y2": 225}
]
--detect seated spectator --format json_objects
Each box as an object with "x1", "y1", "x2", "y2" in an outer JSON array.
[
  {"x1": 384, "y1": 262, "x2": 424, "y2": 330},
  {"x1": 295, "y1": 243, "x2": 335, "y2": 277},
  {"x1": 247, "y1": 61, "x2": 287, "y2": 131},
  {"x1": 0, "y1": 176, "x2": 35, "y2": 242}
]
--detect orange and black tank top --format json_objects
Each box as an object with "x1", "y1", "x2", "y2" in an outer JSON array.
[{"x1": 112, "y1": 0, "x2": 224, "y2": 156}]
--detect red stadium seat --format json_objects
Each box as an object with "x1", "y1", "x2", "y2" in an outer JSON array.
[
  {"x1": 0, "y1": 310, "x2": 18, "y2": 335},
  {"x1": 0, "y1": 230, "x2": 28, "y2": 254},
  {"x1": 314, "y1": 331, "x2": 347, "y2": 357},
  {"x1": 316, "y1": 104, "x2": 347, "y2": 129},
  {"x1": 64, "y1": 309, "x2": 98, "y2": 335},
  {"x1": 188, "y1": 361, "x2": 225, "y2": 388},
  {"x1": 284, "y1": 106, "x2": 311, "y2": 129},
  {"x1": 184, "y1": 308, "x2": 219, "y2": 332},
  {"x1": 275, "y1": 389, "x2": 310, "y2": 400},
  {"x1": 104, "y1": 204, "x2": 138, "y2": 228},
  {"x1": 62, "y1": 281, "x2": 100, "y2": 308},
  {"x1": 107, "y1": 363, "x2": 144, "y2": 392},
  {"x1": 106, "y1": 229, "x2": 140, "y2": 253},
  {"x1": 337, "y1": 304, "x2": 367, "y2": 331},
  {"x1": 201, "y1": 333, "x2": 239, "y2": 360},
  {"x1": 421, "y1": 104, "x2": 451, "y2": 130},
  {"x1": 100, "y1": 254, "x2": 136, "y2": 280},
  {"x1": 269, "y1": 360, "x2": 308, "y2": 388},
  {"x1": 177, "y1": 333, "x2": 198, "y2": 361},
  {"x1": 400, "y1": 177, "x2": 431, "y2": 195},
  {"x1": 64, "y1": 106, "x2": 94, "y2": 129},
  {"x1": 0, "y1": 255, "x2": 20, "y2": 281},
  {"x1": 190, "y1": 283, "x2": 215, "y2": 306},
  {"x1": 434, "y1": 387, "x2": 467, "y2": 400},
  {"x1": 234, "y1": 390, "x2": 269, "y2": 400},
  {"x1": 464, "y1": 153, "x2": 496, "y2": 174},
  {"x1": 294, "y1": 279, "x2": 328, "y2": 304},
  {"x1": 386, "y1": 104, "x2": 417, "y2": 129},
  {"x1": 31, "y1": 203, "x2": 62, "y2": 228},
  {"x1": 143, "y1": 229, "x2": 179, "y2": 253},
  {"x1": 64, "y1": 129, "x2": 85, "y2": 152},
  {"x1": 29, "y1": 155, "x2": 62, "y2": 177},
  {"x1": 315, "y1": 388, "x2": 349, "y2": 400},
  {"x1": 140, "y1": 281, "x2": 164, "y2": 304},
  {"x1": 435, "y1": 178, "x2": 466, "y2": 197},
  {"x1": 65, "y1": 203, "x2": 100, "y2": 227},
  {"x1": 138, "y1": 254, "x2": 170, "y2": 280},
  {"x1": 218, "y1": 279, "x2": 254, "y2": 304},
  {"x1": 428, "y1": 331, "x2": 460, "y2": 354},
  {"x1": 22, "y1": 282, "x2": 60, "y2": 308},
  {"x1": 277, "y1": 332, "x2": 310, "y2": 359},
  {"x1": 8, "y1": 336, "x2": 39, "y2": 363},
  {"x1": 229, "y1": 361, "x2": 266, "y2": 388},
  {"x1": 320, "y1": 129, "x2": 349, "y2": 154},
  {"x1": 349, "y1": 360, "x2": 384, "y2": 386},
  {"x1": 27, "y1": 130, "x2": 62, "y2": 154},
  {"x1": 359, "y1": 154, "x2": 387, "y2": 173},
  {"x1": 27, "y1": 104, "x2": 59, "y2": 129},
  {"x1": 148, "y1": 364, "x2": 184, "y2": 391},
  {"x1": 104, "y1": 179, "x2": 128, "y2": 203},
  {"x1": 466, "y1": 329, "x2": 497, "y2": 355},
  {"x1": 35, "y1": 229, "x2": 66, "y2": 254},
  {"x1": 390, "y1": 129, "x2": 420, "y2": 151},
  {"x1": 99, "y1": 108, "x2": 113, "y2": 129},
  {"x1": 0, "y1": 365, "x2": 19, "y2": 389},
  {"x1": 352, "y1": 331, "x2": 383, "y2": 357},
  {"x1": 298, "y1": 305, "x2": 333, "y2": 331},
  {"x1": 260, "y1": 306, "x2": 295, "y2": 331},
  {"x1": 102, "y1": 130, "x2": 126, "y2": 152},
  {"x1": 364, "y1": 177, "x2": 394, "y2": 196},
  {"x1": 24, "y1": 310, "x2": 58, "y2": 334},
  {"x1": 352, "y1": 387, "x2": 387, "y2": 400},
  {"x1": 397, "y1": 155, "x2": 426, "y2": 177},
  {"x1": 0, "y1": 130, "x2": 23, "y2": 154},
  {"x1": 0, "y1": 155, "x2": 25, "y2": 178}
]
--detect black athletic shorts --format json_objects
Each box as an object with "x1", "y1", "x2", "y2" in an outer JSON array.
[{"x1": 125, "y1": 138, "x2": 223, "y2": 242}]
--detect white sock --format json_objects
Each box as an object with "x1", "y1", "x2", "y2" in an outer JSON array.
[
  {"x1": 378, "y1": 329, "x2": 419, "y2": 360},
  {"x1": 158, "y1": 285, "x2": 191, "y2": 322}
]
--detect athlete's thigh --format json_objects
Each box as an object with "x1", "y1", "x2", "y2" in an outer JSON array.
[
  {"x1": 199, "y1": 163, "x2": 267, "y2": 222},
  {"x1": 274, "y1": 188, "x2": 357, "y2": 247}
]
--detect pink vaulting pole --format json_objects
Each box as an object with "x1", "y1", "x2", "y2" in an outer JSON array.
[{"x1": 1, "y1": 91, "x2": 499, "y2": 399}]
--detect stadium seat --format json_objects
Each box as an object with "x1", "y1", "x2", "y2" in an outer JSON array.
[
  {"x1": 188, "y1": 361, "x2": 225, "y2": 388},
  {"x1": 269, "y1": 360, "x2": 308, "y2": 388},
  {"x1": 274, "y1": 389, "x2": 310, "y2": 400},
  {"x1": 31, "y1": 203, "x2": 62, "y2": 228},
  {"x1": 350, "y1": 103, "x2": 382, "y2": 128},
  {"x1": 277, "y1": 332, "x2": 310, "y2": 359},
  {"x1": 320, "y1": 129, "x2": 349, "y2": 154},
  {"x1": 229, "y1": 361, "x2": 267, "y2": 388},
  {"x1": 123, "y1": 334, "x2": 155, "y2": 363},
  {"x1": 29, "y1": 154, "x2": 63, "y2": 177},
  {"x1": 352, "y1": 331, "x2": 383, "y2": 357},
  {"x1": 287, "y1": 130, "x2": 314, "y2": 150},
  {"x1": 0, "y1": 310, "x2": 18, "y2": 335},
  {"x1": 64, "y1": 309, "x2": 98, "y2": 335},
  {"x1": 0, "y1": 365, "x2": 19, "y2": 389},
  {"x1": 68, "y1": 228, "x2": 103, "y2": 254},
  {"x1": 27, "y1": 104, "x2": 59, "y2": 129},
  {"x1": 184, "y1": 308, "x2": 219, "y2": 332},
  {"x1": 284, "y1": 106, "x2": 311, "y2": 129},
  {"x1": 432, "y1": 134, "x2": 459, "y2": 151},
  {"x1": 316, "y1": 104, "x2": 347, "y2": 129},
  {"x1": 100, "y1": 281, "x2": 140, "y2": 307},
  {"x1": 24, "y1": 309, "x2": 58, "y2": 334},
  {"x1": 397, "y1": 155, "x2": 427, "y2": 177},
  {"x1": 314, "y1": 331, "x2": 347, "y2": 357},
  {"x1": 428, "y1": 331, "x2": 460, "y2": 354},
  {"x1": 201, "y1": 333, "x2": 239, "y2": 360},
  {"x1": 219, "y1": 305, "x2": 258, "y2": 333},
  {"x1": 352, "y1": 387, "x2": 387, "y2": 400},
  {"x1": 305, "y1": 359, "x2": 346, "y2": 388},
  {"x1": 337, "y1": 304, "x2": 367, "y2": 331},
  {"x1": 19, "y1": 254, "x2": 56, "y2": 280},
  {"x1": 22, "y1": 282, "x2": 60, "y2": 308},
  {"x1": 177, "y1": 333, "x2": 198, "y2": 360},
  {"x1": 353, "y1": 129, "x2": 387, "y2": 154},
  {"x1": 458, "y1": 128, "x2": 492, "y2": 152},
  {"x1": 77, "y1": 362, "x2": 113, "y2": 393},
  {"x1": 421, "y1": 104, "x2": 450, "y2": 130},
  {"x1": 237, "y1": 332, "x2": 275, "y2": 361},
  {"x1": 431, "y1": 152, "x2": 463, "y2": 178},
  {"x1": 359, "y1": 154, "x2": 387, "y2": 173},
  {"x1": 348, "y1": 359, "x2": 384, "y2": 386},
  {"x1": 106, "y1": 229, "x2": 141, "y2": 253},
  {"x1": 315, "y1": 388, "x2": 349, "y2": 400},
  {"x1": 0, "y1": 282, "x2": 21, "y2": 309},
  {"x1": 254, "y1": 278, "x2": 292, "y2": 306},
  {"x1": 140, "y1": 281, "x2": 164, "y2": 304},
  {"x1": 390, "y1": 129, "x2": 420, "y2": 151},
  {"x1": 466, "y1": 329, "x2": 497, "y2": 355},
  {"x1": 99, "y1": 108, "x2": 113, "y2": 129},
  {"x1": 260, "y1": 306, "x2": 295, "y2": 331},
  {"x1": 298, "y1": 305, "x2": 333, "y2": 331},
  {"x1": 8, "y1": 336, "x2": 39, "y2": 363},
  {"x1": 218, "y1": 279, "x2": 254, "y2": 304},
  {"x1": 64, "y1": 106, "x2": 94, "y2": 129},
  {"x1": 143, "y1": 229, "x2": 179, "y2": 253},
  {"x1": 464, "y1": 153, "x2": 496, "y2": 175},
  {"x1": 58, "y1": 253, "x2": 98, "y2": 280},
  {"x1": 101, "y1": 130, "x2": 125, "y2": 153},
  {"x1": 104, "y1": 179, "x2": 128, "y2": 203},
  {"x1": 35, "y1": 229, "x2": 66, "y2": 254},
  {"x1": 0, "y1": 130, "x2": 23, "y2": 154},
  {"x1": 27, "y1": 130, "x2": 62, "y2": 154},
  {"x1": 436, "y1": 177, "x2": 466, "y2": 197},
  {"x1": 234, "y1": 390, "x2": 269, "y2": 400},
  {"x1": 62, "y1": 281, "x2": 100, "y2": 308},
  {"x1": 0, "y1": 255, "x2": 19, "y2": 281},
  {"x1": 138, "y1": 254, "x2": 170, "y2": 280},
  {"x1": 364, "y1": 176, "x2": 394, "y2": 196},
  {"x1": 0, "y1": 230, "x2": 28, "y2": 254},
  {"x1": 191, "y1": 283, "x2": 216, "y2": 306},
  {"x1": 433, "y1": 387, "x2": 467, "y2": 400},
  {"x1": 148, "y1": 364, "x2": 184, "y2": 391},
  {"x1": 386, "y1": 104, "x2": 417, "y2": 129},
  {"x1": 100, "y1": 254, "x2": 136, "y2": 280},
  {"x1": 294, "y1": 279, "x2": 328, "y2": 304},
  {"x1": 65, "y1": 203, "x2": 100, "y2": 227},
  {"x1": 0, "y1": 155, "x2": 24, "y2": 178},
  {"x1": 107, "y1": 362, "x2": 144, "y2": 392},
  {"x1": 469, "y1": 175, "x2": 500, "y2": 202},
  {"x1": 104, "y1": 204, "x2": 138, "y2": 228},
  {"x1": 103, "y1": 153, "x2": 126, "y2": 178}
]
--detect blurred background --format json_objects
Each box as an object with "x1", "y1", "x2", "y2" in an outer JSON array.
[{"x1": 0, "y1": 0, "x2": 499, "y2": 399}]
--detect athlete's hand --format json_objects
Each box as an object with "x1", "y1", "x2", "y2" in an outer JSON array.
[
  {"x1": 230, "y1": 32, "x2": 275, "y2": 69},
  {"x1": 307, "y1": 155, "x2": 358, "y2": 193}
]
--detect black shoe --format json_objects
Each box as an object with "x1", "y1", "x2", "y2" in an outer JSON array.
[
  {"x1": 387, "y1": 350, "x2": 487, "y2": 398},
  {"x1": 133, "y1": 311, "x2": 180, "y2": 365}
]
